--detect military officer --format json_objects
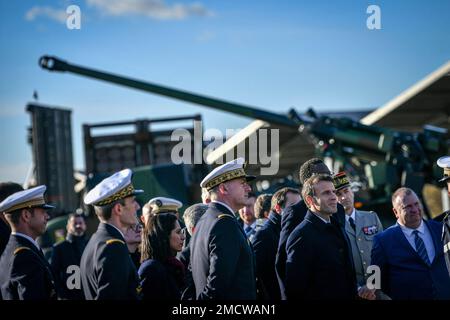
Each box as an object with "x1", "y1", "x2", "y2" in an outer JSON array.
[
  {"x1": 333, "y1": 171, "x2": 383, "y2": 299},
  {"x1": 437, "y1": 156, "x2": 450, "y2": 274},
  {"x1": 190, "y1": 158, "x2": 257, "y2": 299},
  {"x1": 0, "y1": 185, "x2": 57, "y2": 300},
  {"x1": 80, "y1": 168, "x2": 143, "y2": 300}
]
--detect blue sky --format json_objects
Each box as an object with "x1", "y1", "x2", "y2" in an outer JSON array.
[{"x1": 1, "y1": 0, "x2": 449, "y2": 183}]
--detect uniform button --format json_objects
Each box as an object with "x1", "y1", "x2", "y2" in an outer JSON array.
[
  {"x1": 360, "y1": 250, "x2": 364, "y2": 253},
  {"x1": 363, "y1": 261, "x2": 366, "y2": 265},
  {"x1": 358, "y1": 238, "x2": 362, "y2": 241}
]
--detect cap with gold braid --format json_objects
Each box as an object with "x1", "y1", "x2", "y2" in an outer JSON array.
[
  {"x1": 437, "y1": 156, "x2": 450, "y2": 183},
  {"x1": 200, "y1": 158, "x2": 255, "y2": 191},
  {"x1": 147, "y1": 197, "x2": 182, "y2": 214},
  {"x1": 0, "y1": 185, "x2": 54, "y2": 213},
  {"x1": 84, "y1": 169, "x2": 143, "y2": 206},
  {"x1": 332, "y1": 171, "x2": 351, "y2": 191}
]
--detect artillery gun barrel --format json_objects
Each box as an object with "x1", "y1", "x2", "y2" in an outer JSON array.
[{"x1": 39, "y1": 55, "x2": 298, "y2": 128}]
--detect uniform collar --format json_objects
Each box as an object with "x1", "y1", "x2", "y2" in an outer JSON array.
[
  {"x1": 345, "y1": 208, "x2": 356, "y2": 222},
  {"x1": 104, "y1": 222, "x2": 125, "y2": 240},
  {"x1": 211, "y1": 200, "x2": 235, "y2": 216},
  {"x1": 12, "y1": 232, "x2": 41, "y2": 250}
]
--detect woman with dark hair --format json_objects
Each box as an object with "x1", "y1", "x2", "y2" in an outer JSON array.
[{"x1": 138, "y1": 212, "x2": 185, "y2": 300}]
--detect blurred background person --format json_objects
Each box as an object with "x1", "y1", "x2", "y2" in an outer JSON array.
[
  {"x1": 238, "y1": 191, "x2": 257, "y2": 239},
  {"x1": 50, "y1": 212, "x2": 88, "y2": 300},
  {"x1": 252, "y1": 187, "x2": 300, "y2": 300},
  {"x1": 253, "y1": 193, "x2": 272, "y2": 237},
  {"x1": 139, "y1": 212, "x2": 185, "y2": 300},
  {"x1": 201, "y1": 188, "x2": 211, "y2": 204},
  {"x1": 0, "y1": 182, "x2": 24, "y2": 258}
]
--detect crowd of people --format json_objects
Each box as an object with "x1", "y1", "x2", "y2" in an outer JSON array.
[{"x1": 1, "y1": 155, "x2": 450, "y2": 300}]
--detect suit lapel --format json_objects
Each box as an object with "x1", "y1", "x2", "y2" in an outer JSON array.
[
  {"x1": 393, "y1": 224, "x2": 421, "y2": 258},
  {"x1": 424, "y1": 220, "x2": 440, "y2": 262}
]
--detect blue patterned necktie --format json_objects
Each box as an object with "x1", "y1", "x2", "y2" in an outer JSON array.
[
  {"x1": 244, "y1": 226, "x2": 253, "y2": 236},
  {"x1": 413, "y1": 230, "x2": 430, "y2": 265}
]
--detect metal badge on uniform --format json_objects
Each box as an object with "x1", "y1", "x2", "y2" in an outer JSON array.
[{"x1": 362, "y1": 225, "x2": 378, "y2": 235}]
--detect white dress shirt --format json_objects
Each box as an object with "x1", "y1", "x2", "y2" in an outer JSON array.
[
  {"x1": 398, "y1": 220, "x2": 435, "y2": 263},
  {"x1": 345, "y1": 208, "x2": 356, "y2": 223}
]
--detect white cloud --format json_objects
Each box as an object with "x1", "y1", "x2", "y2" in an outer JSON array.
[
  {"x1": 86, "y1": 0, "x2": 214, "y2": 20},
  {"x1": 25, "y1": 6, "x2": 67, "y2": 23}
]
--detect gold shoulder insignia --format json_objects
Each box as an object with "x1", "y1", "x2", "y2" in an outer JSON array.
[
  {"x1": 106, "y1": 239, "x2": 125, "y2": 245},
  {"x1": 217, "y1": 214, "x2": 233, "y2": 219},
  {"x1": 13, "y1": 247, "x2": 31, "y2": 255}
]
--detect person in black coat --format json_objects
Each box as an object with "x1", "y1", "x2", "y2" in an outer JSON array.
[
  {"x1": 0, "y1": 185, "x2": 57, "y2": 300},
  {"x1": 0, "y1": 182, "x2": 24, "y2": 258},
  {"x1": 138, "y1": 212, "x2": 186, "y2": 300},
  {"x1": 285, "y1": 175, "x2": 356, "y2": 300},
  {"x1": 252, "y1": 187, "x2": 301, "y2": 300},
  {"x1": 50, "y1": 213, "x2": 88, "y2": 300},
  {"x1": 190, "y1": 158, "x2": 257, "y2": 300},
  {"x1": 275, "y1": 158, "x2": 352, "y2": 299},
  {"x1": 80, "y1": 169, "x2": 143, "y2": 300}
]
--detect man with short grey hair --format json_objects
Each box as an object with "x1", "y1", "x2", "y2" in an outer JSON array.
[{"x1": 183, "y1": 203, "x2": 208, "y2": 237}]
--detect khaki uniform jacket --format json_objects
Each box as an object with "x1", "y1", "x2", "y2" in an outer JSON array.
[{"x1": 345, "y1": 210, "x2": 383, "y2": 286}]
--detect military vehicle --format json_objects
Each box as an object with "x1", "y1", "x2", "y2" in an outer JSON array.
[{"x1": 39, "y1": 55, "x2": 449, "y2": 225}]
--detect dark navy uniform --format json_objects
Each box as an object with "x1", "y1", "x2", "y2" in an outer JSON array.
[
  {"x1": 252, "y1": 211, "x2": 281, "y2": 300},
  {"x1": 50, "y1": 234, "x2": 87, "y2": 300},
  {"x1": 80, "y1": 223, "x2": 139, "y2": 300},
  {"x1": 190, "y1": 202, "x2": 256, "y2": 299},
  {"x1": 0, "y1": 234, "x2": 56, "y2": 300},
  {"x1": 285, "y1": 211, "x2": 356, "y2": 300},
  {"x1": 138, "y1": 257, "x2": 185, "y2": 300}
]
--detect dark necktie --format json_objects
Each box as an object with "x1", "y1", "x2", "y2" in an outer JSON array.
[
  {"x1": 413, "y1": 230, "x2": 430, "y2": 265},
  {"x1": 244, "y1": 226, "x2": 253, "y2": 236},
  {"x1": 348, "y1": 217, "x2": 356, "y2": 231}
]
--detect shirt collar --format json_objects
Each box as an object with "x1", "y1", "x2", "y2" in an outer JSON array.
[
  {"x1": 244, "y1": 221, "x2": 257, "y2": 229},
  {"x1": 345, "y1": 208, "x2": 356, "y2": 222},
  {"x1": 212, "y1": 200, "x2": 235, "y2": 216},
  {"x1": 104, "y1": 222, "x2": 125, "y2": 239},
  {"x1": 12, "y1": 232, "x2": 41, "y2": 250},
  {"x1": 398, "y1": 219, "x2": 425, "y2": 236}
]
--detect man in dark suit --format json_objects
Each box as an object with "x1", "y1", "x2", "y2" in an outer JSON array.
[
  {"x1": 50, "y1": 212, "x2": 88, "y2": 300},
  {"x1": 252, "y1": 187, "x2": 300, "y2": 300},
  {"x1": 371, "y1": 187, "x2": 450, "y2": 299},
  {"x1": 276, "y1": 158, "x2": 350, "y2": 299},
  {"x1": 0, "y1": 185, "x2": 57, "y2": 300},
  {"x1": 285, "y1": 175, "x2": 356, "y2": 300},
  {"x1": 80, "y1": 168, "x2": 143, "y2": 300},
  {"x1": 190, "y1": 158, "x2": 256, "y2": 300}
]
